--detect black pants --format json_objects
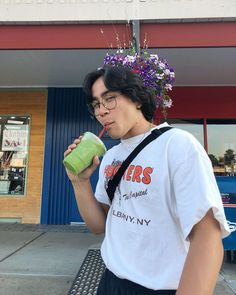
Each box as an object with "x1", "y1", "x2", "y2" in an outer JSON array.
[{"x1": 97, "y1": 269, "x2": 176, "y2": 295}]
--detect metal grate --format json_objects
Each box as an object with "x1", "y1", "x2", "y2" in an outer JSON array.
[{"x1": 68, "y1": 249, "x2": 105, "y2": 295}]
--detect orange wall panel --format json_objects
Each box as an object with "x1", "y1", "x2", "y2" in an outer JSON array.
[{"x1": 0, "y1": 91, "x2": 47, "y2": 224}]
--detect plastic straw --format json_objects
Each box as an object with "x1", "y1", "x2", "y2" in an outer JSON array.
[{"x1": 98, "y1": 126, "x2": 106, "y2": 139}]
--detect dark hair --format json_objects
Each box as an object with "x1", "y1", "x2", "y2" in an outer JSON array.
[{"x1": 83, "y1": 66, "x2": 157, "y2": 122}]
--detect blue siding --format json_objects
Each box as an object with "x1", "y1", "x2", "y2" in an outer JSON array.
[{"x1": 41, "y1": 88, "x2": 101, "y2": 224}]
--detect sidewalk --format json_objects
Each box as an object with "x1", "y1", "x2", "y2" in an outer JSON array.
[{"x1": 0, "y1": 223, "x2": 235, "y2": 295}]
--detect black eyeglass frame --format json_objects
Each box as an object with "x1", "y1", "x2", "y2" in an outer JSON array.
[{"x1": 87, "y1": 93, "x2": 121, "y2": 117}]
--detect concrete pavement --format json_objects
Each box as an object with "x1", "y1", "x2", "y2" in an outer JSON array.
[{"x1": 0, "y1": 223, "x2": 235, "y2": 295}]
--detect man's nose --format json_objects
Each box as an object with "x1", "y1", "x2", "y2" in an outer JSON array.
[{"x1": 98, "y1": 103, "x2": 109, "y2": 116}]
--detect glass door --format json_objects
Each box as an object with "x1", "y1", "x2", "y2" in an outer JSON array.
[
  {"x1": 207, "y1": 119, "x2": 236, "y2": 177},
  {"x1": 207, "y1": 119, "x2": 236, "y2": 249}
]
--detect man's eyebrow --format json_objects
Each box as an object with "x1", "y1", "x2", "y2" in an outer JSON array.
[{"x1": 92, "y1": 90, "x2": 112, "y2": 101}]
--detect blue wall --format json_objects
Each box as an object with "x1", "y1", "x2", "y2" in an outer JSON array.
[{"x1": 41, "y1": 88, "x2": 102, "y2": 224}]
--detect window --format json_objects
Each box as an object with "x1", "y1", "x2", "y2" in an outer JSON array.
[
  {"x1": 0, "y1": 115, "x2": 30, "y2": 196},
  {"x1": 207, "y1": 119, "x2": 236, "y2": 176}
]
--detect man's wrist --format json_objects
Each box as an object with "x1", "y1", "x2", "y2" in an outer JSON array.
[{"x1": 72, "y1": 177, "x2": 90, "y2": 186}]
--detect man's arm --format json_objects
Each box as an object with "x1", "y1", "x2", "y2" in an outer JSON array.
[
  {"x1": 176, "y1": 209, "x2": 224, "y2": 295},
  {"x1": 71, "y1": 178, "x2": 109, "y2": 234},
  {"x1": 64, "y1": 139, "x2": 109, "y2": 235}
]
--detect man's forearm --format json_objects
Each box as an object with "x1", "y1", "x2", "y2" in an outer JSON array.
[
  {"x1": 177, "y1": 210, "x2": 224, "y2": 295},
  {"x1": 72, "y1": 179, "x2": 108, "y2": 234}
]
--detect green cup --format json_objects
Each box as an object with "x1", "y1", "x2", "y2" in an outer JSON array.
[{"x1": 63, "y1": 132, "x2": 107, "y2": 175}]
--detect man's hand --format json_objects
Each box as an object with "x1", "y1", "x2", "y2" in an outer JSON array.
[
  {"x1": 64, "y1": 136, "x2": 100, "y2": 183},
  {"x1": 63, "y1": 136, "x2": 107, "y2": 234}
]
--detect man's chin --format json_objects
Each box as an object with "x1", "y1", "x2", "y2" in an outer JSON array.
[{"x1": 106, "y1": 130, "x2": 121, "y2": 140}]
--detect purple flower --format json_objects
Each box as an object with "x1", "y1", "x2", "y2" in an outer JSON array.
[{"x1": 102, "y1": 50, "x2": 175, "y2": 113}]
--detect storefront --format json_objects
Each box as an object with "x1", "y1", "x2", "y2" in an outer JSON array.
[
  {"x1": 0, "y1": 85, "x2": 235, "y2": 250},
  {"x1": 0, "y1": 20, "x2": 235, "y2": 240}
]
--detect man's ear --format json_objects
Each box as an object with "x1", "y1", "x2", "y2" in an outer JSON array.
[{"x1": 136, "y1": 103, "x2": 142, "y2": 109}]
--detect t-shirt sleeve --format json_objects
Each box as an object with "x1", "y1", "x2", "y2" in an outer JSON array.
[{"x1": 170, "y1": 135, "x2": 230, "y2": 240}]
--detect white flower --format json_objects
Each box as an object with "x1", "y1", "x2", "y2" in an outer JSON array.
[
  {"x1": 149, "y1": 54, "x2": 159, "y2": 64},
  {"x1": 156, "y1": 73, "x2": 164, "y2": 79},
  {"x1": 165, "y1": 84, "x2": 172, "y2": 91},
  {"x1": 163, "y1": 98, "x2": 173, "y2": 108},
  {"x1": 159, "y1": 62, "x2": 166, "y2": 69},
  {"x1": 150, "y1": 54, "x2": 158, "y2": 60},
  {"x1": 164, "y1": 69, "x2": 170, "y2": 75},
  {"x1": 125, "y1": 55, "x2": 136, "y2": 63}
]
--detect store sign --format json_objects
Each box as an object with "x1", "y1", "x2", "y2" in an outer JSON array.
[
  {"x1": 0, "y1": 0, "x2": 235, "y2": 21},
  {"x1": 217, "y1": 177, "x2": 236, "y2": 250},
  {"x1": 221, "y1": 192, "x2": 236, "y2": 207},
  {"x1": 2, "y1": 125, "x2": 29, "y2": 152}
]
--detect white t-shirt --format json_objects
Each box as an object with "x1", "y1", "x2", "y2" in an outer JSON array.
[{"x1": 95, "y1": 123, "x2": 230, "y2": 290}]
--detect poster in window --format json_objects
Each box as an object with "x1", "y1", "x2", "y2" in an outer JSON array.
[
  {"x1": 0, "y1": 125, "x2": 2, "y2": 160},
  {"x1": 2, "y1": 125, "x2": 29, "y2": 152}
]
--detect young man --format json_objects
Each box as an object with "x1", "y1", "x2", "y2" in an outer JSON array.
[{"x1": 64, "y1": 66, "x2": 230, "y2": 295}]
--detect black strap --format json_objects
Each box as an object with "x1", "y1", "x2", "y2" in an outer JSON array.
[{"x1": 106, "y1": 126, "x2": 173, "y2": 202}]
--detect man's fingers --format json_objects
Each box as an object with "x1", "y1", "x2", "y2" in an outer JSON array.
[
  {"x1": 64, "y1": 137, "x2": 82, "y2": 158},
  {"x1": 88, "y1": 156, "x2": 100, "y2": 171},
  {"x1": 74, "y1": 137, "x2": 82, "y2": 144},
  {"x1": 93, "y1": 155, "x2": 100, "y2": 165}
]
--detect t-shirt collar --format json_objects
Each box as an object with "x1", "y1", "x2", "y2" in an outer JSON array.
[{"x1": 120, "y1": 122, "x2": 169, "y2": 147}]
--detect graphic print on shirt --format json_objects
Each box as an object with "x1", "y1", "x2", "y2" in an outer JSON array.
[
  {"x1": 104, "y1": 158, "x2": 154, "y2": 200},
  {"x1": 104, "y1": 158, "x2": 154, "y2": 226}
]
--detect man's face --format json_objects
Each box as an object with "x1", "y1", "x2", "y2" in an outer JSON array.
[{"x1": 91, "y1": 77, "x2": 144, "y2": 139}]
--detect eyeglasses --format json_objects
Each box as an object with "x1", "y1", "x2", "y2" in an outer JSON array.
[{"x1": 88, "y1": 94, "x2": 120, "y2": 116}]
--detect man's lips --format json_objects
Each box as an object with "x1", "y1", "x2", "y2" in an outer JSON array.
[{"x1": 104, "y1": 122, "x2": 114, "y2": 129}]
